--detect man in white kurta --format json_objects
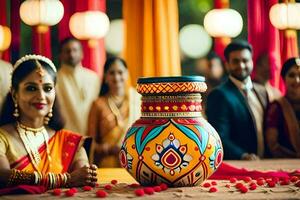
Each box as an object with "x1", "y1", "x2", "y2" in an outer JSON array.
[
  {"x1": 56, "y1": 38, "x2": 100, "y2": 135},
  {"x1": 0, "y1": 59, "x2": 13, "y2": 113}
]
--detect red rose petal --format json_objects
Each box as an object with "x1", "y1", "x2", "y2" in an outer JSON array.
[
  {"x1": 280, "y1": 180, "x2": 290, "y2": 185},
  {"x1": 209, "y1": 187, "x2": 218, "y2": 193},
  {"x1": 111, "y1": 180, "x2": 118, "y2": 185},
  {"x1": 52, "y1": 189, "x2": 62, "y2": 196},
  {"x1": 129, "y1": 183, "x2": 140, "y2": 188},
  {"x1": 243, "y1": 176, "x2": 252, "y2": 183},
  {"x1": 65, "y1": 189, "x2": 75, "y2": 197},
  {"x1": 268, "y1": 181, "x2": 276, "y2": 188},
  {"x1": 290, "y1": 176, "x2": 299, "y2": 183},
  {"x1": 70, "y1": 187, "x2": 78, "y2": 193},
  {"x1": 96, "y1": 190, "x2": 108, "y2": 198},
  {"x1": 256, "y1": 179, "x2": 264, "y2": 186},
  {"x1": 153, "y1": 186, "x2": 162, "y2": 192},
  {"x1": 135, "y1": 189, "x2": 145, "y2": 196},
  {"x1": 257, "y1": 177, "x2": 264, "y2": 181},
  {"x1": 83, "y1": 185, "x2": 93, "y2": 191},
  {"x1": 203, "y1": 182, "x2": 211, "y2": 188},
  {"x1": 249, "y1": 181, "x2": 255, "y2": 186},
  {"x1": 160, "y1": 183, "x2": 168, "y2": 191},
  {"x1": 235, "y1": 183, "x2": 244, "y2": 189},
  {"x1": 230, "y1": 178, "x2": 237, "y2": 183},
  {"x1": 249, "y1": 184, "x2": 257, "y2": 190},
  {"x1": 211, "y1": 181, "x2": 217, "y2": 185},
  {"x1": 95, "y1": 183, "x2": 100, "y2": 187},
  {"x1": 144, "y1": 187, "x2": 155, "y2": 195},
  {"x1": 272, "y1": 177, "x2": 279, "y2": 183},
  {"x1": 104, "y1": 184, "x2": 113, "y2": 190},
  {"x1": 240, "y1": 186, "x2": 248, "y2": 193},
  {"x1": 295, "y1": 180, "x2": 300, "y2": 187}
]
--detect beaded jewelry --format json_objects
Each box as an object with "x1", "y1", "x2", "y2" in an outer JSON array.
[
  {"x1": 13, "y1": 103, "x2": 19, "y2": 118},
  {"x1": 7, "y1": 169, "x2": 35, "y2": 186},
  {"x1": 7, "y1": 169, "x2": 71, "y2": 189},
  {"x1": 16, "y1": 122, "x2": 52, "y2": 172},
  {"x1": 13, "y1": 54, "x2": 57, "y2": 73}
]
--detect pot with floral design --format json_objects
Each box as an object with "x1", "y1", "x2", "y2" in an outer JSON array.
[{"x1": 119, "y1": 76, "x2": 223, "y2": 187}]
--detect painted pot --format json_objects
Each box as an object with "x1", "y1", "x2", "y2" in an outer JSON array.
[{"x1": 119, "y1": 76, "x2": 223, "y2": 187}]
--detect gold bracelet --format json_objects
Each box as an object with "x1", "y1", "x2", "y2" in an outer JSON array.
[{"x1": 7, "y1": 169, "x2": 35, "y2": 187}]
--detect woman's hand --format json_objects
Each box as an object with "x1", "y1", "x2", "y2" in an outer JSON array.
[{"x1": 68, "y1": 164, "x2": 98, "y2": 187}]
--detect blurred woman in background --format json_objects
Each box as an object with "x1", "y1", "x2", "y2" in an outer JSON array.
[
  {"x1": 265, "y1": 57, "x2": 300, "y2": 158},
  {"x1": 88, "y1": 57, "x2": 140, "y2": 167}
]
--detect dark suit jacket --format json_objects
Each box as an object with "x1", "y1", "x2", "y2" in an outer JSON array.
[{"x1": 206, "y1": 79, "x2": 268, "y2": 159}]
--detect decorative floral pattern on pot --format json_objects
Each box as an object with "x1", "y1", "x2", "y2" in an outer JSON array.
[{"x1": 120, "y1": 76, "x2": 223, "y2": 187}]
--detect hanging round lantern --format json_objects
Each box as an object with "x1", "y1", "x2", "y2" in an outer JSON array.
[
  {"x1": 269, "y1": 3, "x2": 300, "y2": 30},
  {"x1": 69, "y1": 11, "x2": 110, "y2": 46},
  {"x1": 20, "y1": 0, "x2": 64, "y2": 28},
  {"x1": 105, "y1": 19, "x2": 124, "y2": 55},
  {"x1": 204, "y1": 9, "x2": 243, "y2": 38},
  {"x1": 179, "y1": 24, "x2": 212, "y2": 59},
  {"x1": 0, "y1": 25, "x2": 12, "y2": 51}
]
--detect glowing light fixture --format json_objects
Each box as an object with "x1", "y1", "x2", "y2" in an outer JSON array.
[
  {"x1": 105, "y1": 19, "x2": 124, "y2": 55},
  {"x1": 0, "y1": 25, "x2": 12, "y2": 51},
  {"x1": 20, "y1": 0, "x2": 64, "y2": 32},
  {"x1": 204, "y1": 9, "x2": 243, "y2": 38},
  {"x1": 69, "y1": 11, "x2": 110, "y2": 47},
  {"x1": 269, "y1": 3, "x2": 300, "y2": 30},
  {"x1": 179, "y1": 24, "x2": 212, "y2": 59}
]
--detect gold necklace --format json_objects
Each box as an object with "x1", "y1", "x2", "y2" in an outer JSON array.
[
  {"x1": 16, "y1": 122, "x2": 52, "y2": 172},
  {"x1": 18, "y1": 123, "x2": 45, "y2": 133}
]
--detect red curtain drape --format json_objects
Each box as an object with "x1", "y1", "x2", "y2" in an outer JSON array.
[
  {"x1": 58, "y1": 0, "x2": 106, "y2": 78},
  {"x1": 0, "y1": 0, "x2": 10, "y2": 61},
  {"x1": 280, "y1": 30, "x2": 299, "y2": 64},
  {"x1": 10, "y1": 0, "x2": 21, "y2": 63},
  {"x1": 213, "y1": 0, "x2": 231, "y2": 61},
  {"x1": 32, "y1": 27, "x2": 52, "y2": 58},
  {"x1": 247, "y1": 0, "x2": 284, "y2": 91}
]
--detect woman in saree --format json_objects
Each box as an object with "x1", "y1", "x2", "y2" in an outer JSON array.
[
  {"x1": 88, "y1": 57, "x2": 140, "y2": 167},
  {"x1": 0, "y1": 54, "x2": 98, "y2": 189},
  {"x1": 265, "y1": 57, "x2": 300, "y2": 158}
]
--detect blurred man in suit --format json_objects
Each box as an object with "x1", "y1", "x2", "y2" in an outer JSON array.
[{"x1": 206, "y1": 40, "x2": 268, "y2": 160}]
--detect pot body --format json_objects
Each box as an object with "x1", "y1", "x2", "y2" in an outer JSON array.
[{"x1": 119, "y1": 76, "x2": 223, "y2": 186}]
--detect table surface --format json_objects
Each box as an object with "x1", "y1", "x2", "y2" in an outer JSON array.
[{"x1": 1, "y1": 159, "x2": 300, "y2": 200}]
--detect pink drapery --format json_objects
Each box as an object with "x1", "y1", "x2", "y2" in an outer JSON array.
[
  {"x1": 213, "y1": 0, "x2": 231, "y2": 61},
  {"x1": 58, "y1": 0, "x2": 106, "y2": 78},
  {"x1": 247, "y1": 0, "x2": 284, "y2": 92},
  {"x1": 0, "y1": 0, "x2": 10, "y2": 61}
]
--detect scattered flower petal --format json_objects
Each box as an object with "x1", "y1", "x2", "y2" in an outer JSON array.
[
  {"x1": 96, "y1": 190, "x2": 108, "y2": 198},
  {"x1": 135, "y1": 189, "x2": 145, "y2": 196}
]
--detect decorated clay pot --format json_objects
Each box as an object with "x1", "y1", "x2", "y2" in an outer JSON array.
[{"x1": 119, "y1": 76, "x2": 223, "y2": 187}]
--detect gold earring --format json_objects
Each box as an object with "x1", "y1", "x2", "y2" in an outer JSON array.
[
  {"x1": 44, "y1": 109, "x2": 53, "y2": 125},
  {"x1": 13, "y1": 103, "x2": 19, "y2": 118}
]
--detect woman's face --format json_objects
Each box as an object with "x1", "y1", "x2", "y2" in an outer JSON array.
[
  {"x1": 13, "y1": 67, "x2": 56, "y2": 123},
  {"x1": 105, "y1": 60, "x2": 128, "y2": 93},
  {"x1": 285, "y1": 65, "x2": 300, "y2": 98}
]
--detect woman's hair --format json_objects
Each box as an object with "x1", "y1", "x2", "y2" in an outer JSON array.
[
  {"x1": 99, "y1": 57, "x2": 128, "y2": 96},
  {"x1": 281, "y1": 57, "x2": 300, "y2": 79},
  {"x1": 0, "y1": 58, "x2": 65, "y2": 130}
]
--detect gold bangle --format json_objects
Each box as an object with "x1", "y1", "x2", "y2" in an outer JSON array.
[{"x1": 7, "y1": 169, "x2": 35, "y2": 187}]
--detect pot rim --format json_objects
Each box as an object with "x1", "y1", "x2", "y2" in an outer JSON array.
[{"x1": 137, "y1": 76, "x2": 205, "y2": 84}]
